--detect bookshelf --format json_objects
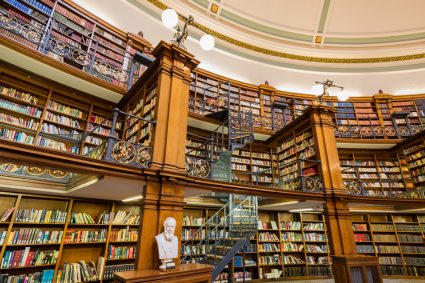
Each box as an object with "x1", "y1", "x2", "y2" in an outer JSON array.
[
  {"x1": 123, "y1": 83, "x2": 157, "y2": 146},
  {"x1": 402, "y1": 137, "x2": 425, "y2": 190},
  {"x1": 0, "y1": 0, "x2": 151, "y2": 88},
  {"x1": 353, "y1": 213, "x2": 425, "y2": 277},
  {"x1": 0, "y1": 192, "x2": 140, "y2": 282},
  {"x1": 0, "y1": 66, "x2": 120, "y2": 156},
  {"x1": 339, "y1": 152, "x2": 416, "y2": 195},
  {"x1": 277, "y1": 127, "x2": 320, "y2": 191},
  {"x1": 182, "y1": 208, "x2": 331, "y2": 281}
]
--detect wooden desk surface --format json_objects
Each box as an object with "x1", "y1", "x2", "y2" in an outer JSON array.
[{"x1": 114, "y1": 263, "x2": 213, "y2": 283}]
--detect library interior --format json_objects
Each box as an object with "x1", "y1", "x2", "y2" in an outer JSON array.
[{"x1": 1, "y1": 0, "x2": 425, "y2": 282}]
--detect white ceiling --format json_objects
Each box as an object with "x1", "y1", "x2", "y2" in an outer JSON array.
[{"x1": 71, "y1": 0, "x2": 425, "y2": 97}]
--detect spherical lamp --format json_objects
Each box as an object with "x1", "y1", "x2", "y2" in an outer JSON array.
[
  {"x1": 161, "y1": 9, "x2": 178, "y2": 28},
  {"x1": 200, "y1": 34, "x2": 215, "y2": 51},
  {"x1": 336, "y1": 90, "x2": 349, "y2": 101}
]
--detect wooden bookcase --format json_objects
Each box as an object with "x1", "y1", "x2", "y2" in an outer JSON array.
[
  {"x1": 0, "y1": 192, "x2": 140, "y2": 283},
  {"x1": 0, "y1": 0, "x2": 151, "y2": 88},
  {"x1": 277, "y1": 126, "x2": 320, "y2": 191},
  {"x1": 183, "y1": 208, "x2": 331, "y2": 282},
  {"x1": 339, "y1": 151, "x2": 416, "y2": 195},
  {"x1": 402, "y1": 138, "x2": 425, "y2": 190},
  {"x1": 0, "y1": 65, "x2": 120, "y2": 157},
  {"x1": 352, "y1": 213, "x2": 425, "y2": 277}
]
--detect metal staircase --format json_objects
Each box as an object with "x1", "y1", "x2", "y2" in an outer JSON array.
[{"x1": 181, "y1": 194, "x2": 258, "y2": 282}]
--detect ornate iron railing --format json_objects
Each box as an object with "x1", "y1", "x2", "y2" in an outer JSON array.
[
  {"x1": 0, "y1": 9, "x2": 153, "y2": 90},
  {"x1": 344, "y1": 180, "x2": 425, "y2": 199}
]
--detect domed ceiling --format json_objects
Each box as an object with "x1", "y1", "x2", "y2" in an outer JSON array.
[
  {"x1": 73, "y1": 0, "x2": 425, "y2": 96},
  {"x1": 149, "y1": 0, "x2": 425, "y2": 67}
]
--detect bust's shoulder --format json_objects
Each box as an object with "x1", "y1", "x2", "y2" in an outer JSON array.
[{"x1": 155, "y1": 233, "x2": 164, "y2": 240}]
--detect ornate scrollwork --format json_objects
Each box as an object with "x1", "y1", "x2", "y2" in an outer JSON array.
[
  {"x1": 215, "y1": 95, "x2": 227, "y2": 107},
  {"x1": 412, "y1": 125, "x2": 422, "y2": 134},
  {"x1": 0, "y1": 163, "x2": 22, "y2": 173},
  {"x1": 373, "y1": 126, "x2": 384, "y2": 136},
  {"x1": 25, "y1": 166, "x2": 47, "y2": 176},
  {"x1": 71, "y1": 49, "x2": 90, "y2": 66},
  {"x1": 48, "y1": 169, "x2": 69, "y2": 179},
  {"x1": 274, "y1": 119, "x2": 284, "y2": 130},
  {"x1": 0, "y1": 11, "x2": 19, "y2": 29},
  {"x1": 185, "y1": 157, "x2": 210, "y2": 178},
  {"x1": 261, "y1": 116, "x2": 272, "y2": 127},
  {"x1": 303, "y1": 177, "x2": 315, "y2": 192},
  {"x1": 350, "y1": 126, "x2": 360, "y2": 136},
  {"x1": 20, "y1": 24, "x2": 43, "y2": 43},
  {"x1": 185, "y1": 157, "x2": 194, "y2": 175},
  {"x1": 93, "y1": 60, "x2": 111, "y2": 75},
  {"x1": 346, "y1": 181, "x2": 362, "y2": 195},
  {"x1": 112, "y1": 141, "x2": 136, "y2": 164},
  {"x1": 136, "y1": 147, "x2": 152, "y2": 167},
  {"x1": 112, "y1": 68, "x2": 128, "y2": 82},
  {"x1": 189, "y1": 97, "x2": 202, "y2": 111},
  {"x1": 361, "y1": 126, "x2": 373, "y2": 137},
  {"x1": 385, "y1": 127, "x2": 396, "y2": 137},
  {"x1": 194, "y1": 159, "x2": 210, "y2": 178},
  {"x1": 314, "y1": 178, "x2": 323, "y2": 191},
  {"x1": 337, "y1": 125, "x2": 350, "y2": 136},
  {"x1": 398, "y1": 126, "x2": 410, "y2": 136},
  {"x1": 49, "y1": 38, "x2": 70, "y2": 56}
]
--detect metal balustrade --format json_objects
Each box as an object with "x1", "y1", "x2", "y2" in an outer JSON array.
[{"x1": 0, "y1": 9, "x2": 153, "y2": 90}]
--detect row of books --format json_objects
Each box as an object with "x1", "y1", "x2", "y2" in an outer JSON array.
[
  {"x1": 64, "y1": 229, "x2": 107, "y2": 243},
  {"x1": 182, "y1": 216, "x2": 205, "y2": 226},
  {"x1": 0, "y1": 269, "x2": 54, "y2": 283},
  {"x1": 0, "y1": 113, "x2": 39, "y2": 131},
  {"x1": 56, "y1": 260, "x2": 101, "y2": 283},
  {"x1": 8, "y1": 229, "x2": 63, "y2": 245},
  {"x1": 103, "y1": 263, "x2": 135, "y2": 280},
  {"x1": 15, "y1": 209, "x2": 67, "y2": 223},
  {"x1": 107, "y1": 245, "x2": 136, "y2": 260},
  {"x1": 45, "y1": 112, "x2": 81, "y2": 129},
  {"x1": 109, "y1": 228, "x2": 138, "y2": 242},
  {"x1": 69, "y1": 212, "x2": 96, "y2": 224},
  {"x1": 258, "y1": 232, "x2": 279, "y2": 242},
  {"x1": 182, "y1": 228, "x2": 205, "y2": 241},
  {"x1": 0, "y1": 85, "x2": 40, "y2": 105},
  {"x1": 47, "y1": 100, "x2": 84, "y2": 119},
  {"x1": 0, "y1": 98, "x2": 42, "y2": 118},
  {"x1": 1, "y1": 248, "x2": 58, "y2": 268},
  {"x1": 0, "y1": 128, "x2": 35, "y2": 144}
]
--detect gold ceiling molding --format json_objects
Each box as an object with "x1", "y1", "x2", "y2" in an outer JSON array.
[{"x1": 146, "y1": 0, "x2": 425, "y2": 64}]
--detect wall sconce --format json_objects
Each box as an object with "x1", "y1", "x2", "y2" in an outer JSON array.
[
  {"x1": 314, "y1": 79, "x2": 348, "y2": 103},
  {"x1": 161, "y1": 8, "x2": 215, "y2": 51}
]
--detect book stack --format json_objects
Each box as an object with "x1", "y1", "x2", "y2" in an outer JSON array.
[
  {"x1": 1, "y1": 248, "x2": 59, "y2": 268},
  {"x1": 57, "y1": 259, "x2": 104, "y2": 283},
  {"x1": 0, "y1": 207, "x2": 14, "y2": 222},
  {"x1": 112, "y1": 211, "x2": 140, "y2": 225},
  {"x1": 69, "y1": 212, "x2": 95, "y2": 224}
]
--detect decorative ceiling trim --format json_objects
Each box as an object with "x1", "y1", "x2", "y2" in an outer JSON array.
[
  {"x1": 317, "y1": 0, "x2": 330, "y2": 34},
  {"x1": 325, "y1": 32, "x2": 425, "y2": 45},
  {"x1": 192, "y1": 0, "x2": 208, "y2": 9},
  {"x1": 140, "y1": 0, "x2": 425, "y2": 64}
]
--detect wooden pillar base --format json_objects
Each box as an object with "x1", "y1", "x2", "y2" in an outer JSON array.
[{"x1": 332, "y1": 255, "x2": 382, "y2": 283}]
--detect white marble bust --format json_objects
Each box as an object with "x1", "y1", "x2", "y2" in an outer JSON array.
[{"x1": 155, "y1": 217, "x2": 178, "y2": 270}]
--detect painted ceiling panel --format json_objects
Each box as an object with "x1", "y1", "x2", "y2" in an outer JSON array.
[
  {"x1": 221, "y1": 0, "x2": 323, "y2": 34},
  {"x1": 326, "y1": 0, "x2": 425, "y2": 36}
]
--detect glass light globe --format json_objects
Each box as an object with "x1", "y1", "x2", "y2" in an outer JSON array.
[
  {"x1": 311, "y1": 84, "x2": 323, "y2": 95},
  {"x1": 337, "y1": 91, "x2": 349, "y2": 101},
  {"x1": 200, "y1": 34, "x2": 215, "y2": 51},
  {"x1": 162, "y1": 9, "x2": 178, "y2": 28}
]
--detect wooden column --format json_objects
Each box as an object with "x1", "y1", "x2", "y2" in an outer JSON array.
[
  {"x1": 150, "y1": 41, "x2": 200, "y2": 173},
  {"x1": 135, "y1": 176, "x2": 185, "y2": 270},
  {"x1": 307, "y1": 104, "x2": 382, "y2": 282},
  {"x1": 135, "y1": 42, "x2": 199, "y2": 270}
]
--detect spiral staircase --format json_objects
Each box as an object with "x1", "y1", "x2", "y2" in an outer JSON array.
[{"x1": 181, "y1": 194, "x2": 258, "y2": 282}]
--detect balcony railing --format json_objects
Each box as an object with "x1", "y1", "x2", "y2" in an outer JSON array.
[{"x1": 0, "y1": 9, "x2": 153, "y2": 90}]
